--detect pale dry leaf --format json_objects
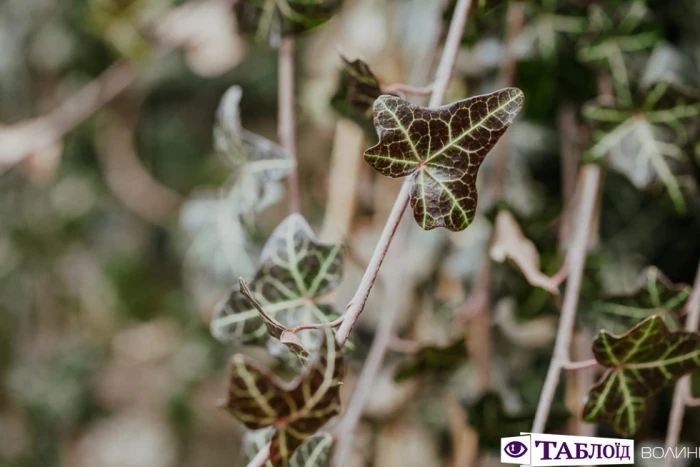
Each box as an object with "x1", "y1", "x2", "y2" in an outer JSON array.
[
  {"x1": 156, "y1": 1, "x2": 246, "y2": 77},
  {"x1": 490, "y1": 211, "x2": 561, "y2": 295}
]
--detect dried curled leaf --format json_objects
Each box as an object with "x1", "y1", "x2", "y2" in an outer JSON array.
[
  {"x1": 223, "y1": 327, "x2": 344, "y2": 466},
  {"x1": 364, "y1": 88, "x2": 524, "y2": 231},
  {"x1": 582, "y1": 315, "x2": 700, "y2": 437},
  {"x1": 210, "y1": 214, "x2": 343, "y2": 351},
  {"x1": 583, "y1": 78, "x2": 700, "y2": 213},
  {"x1": 236, "y1": 0, "x2": 343, "y2": 45},
  {"x1": 490, "y1": 211, "x2": 561, "y2": 295},
  {"x1": 587, "y1": 266, "x2": 691, "y2": 335},
  {"x1": 393, "y1": 338, "x2": 467, "y2": 382},
  {"x1": 216, "y1": 86, "x2": 294, "y2": 217},
  {"x1": 331, "y1": 55, "x2": 386, "y2": 132}
]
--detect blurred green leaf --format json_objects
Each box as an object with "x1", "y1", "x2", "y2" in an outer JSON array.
[{"x1": 583, "y1": 315, "x2": 700, "y2": 437}]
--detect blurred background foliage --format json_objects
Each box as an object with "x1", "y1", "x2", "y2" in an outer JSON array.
[{"x1": 1, "y1": 0, "x2": 700, "y2": 466}]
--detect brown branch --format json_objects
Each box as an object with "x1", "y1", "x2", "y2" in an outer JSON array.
[
  {"x1": 664, "y1": 261, "x2": 700, "y2": 467},
  {"x1": 320, "y1": 119, "x2": 365, "y2": 242},
  {"x1": 278, "y1": 36, "x2": 301, "y2": 214},
  {"x1": 95, "y1": 107, "x2": 184, "y2": 226},
  {"x1": 562, "y1": 359, "x2": 598, "y2": 371},
  {"x1": 0, "y1": 62, "x2": 136, "y2": 174}
]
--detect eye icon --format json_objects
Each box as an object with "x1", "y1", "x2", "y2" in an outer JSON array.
[{"x1": 504, "y1": 441, "x2": 528, "y2": 458}]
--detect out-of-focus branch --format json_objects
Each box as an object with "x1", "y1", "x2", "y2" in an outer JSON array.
[
  {"x1": 0, "y1": 62, "x2": 136, "y2": 174},
  {"x1": 460, "y1": 0, "x2": 525, "y2": 396},
  {"x1": 96, "y1": 107, "x2": 184, "y2": 226},
  {"x1": 320, "y1": 119, "x2": 365, "y2": 242},
  {"x1": 531, "y1": 164, "x2": 602, "y2": 433},
  {"x1": 278, "y1": 37, "x2": 301, "y2": 214},
  {"x1": 664, "y1": 261, "x2": 700, "y2": 467}
]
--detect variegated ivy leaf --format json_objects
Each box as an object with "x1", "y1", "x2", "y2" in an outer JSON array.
[
  {"x1": 216, "y1": 86, "x2": 294, "y2": 218},
  {"x1": 582, "y1": 315, "x2": 700, "y2": 437},
  {"x1": 588, "y1": 266, "x2": 690, "y2": 335},
  {"x1": 238, "y1": 430, "x2": 332, "y2": 467},
  {"x1": 516, "y1": 0, "x2": 587, "y2": 61},
  {"x1": 223, "y1": 327, "x2": 344, "y2": 466},
  {"x1": 210, "y1": 214, "x2": 343, "y2": 351},
  {"x1": 288, "y1": 432, "x2": 333, "y2": 467},
  {"x1": 364, "y1": 88, "x2": 524, "y2": 231},
  {"x1": 583, "y1": 78, "x2": 700, "y2": 213},
  {"x1": 236, "y1": 0, "x2": 343, "y2": 46},
  {"x1": 331, "y1": 55, "x2": 386, "y2": 133},
  {"x1": 576, "y1": 0, "x2": 661, "y2": 106}
]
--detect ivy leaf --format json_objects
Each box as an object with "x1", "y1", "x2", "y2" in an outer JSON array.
[
  {"x1": 216, "y1": 86, "x2": 294, "y2": 218},
  {"x1": 576, "y1": 0, "x2": 661, "y2": 106},
  {"x1": 236, "y1": 0, "x2": 343, "y2": 45},
  {"x1": 466, "y1": 392, "x2": 569, "y2": 451},
  {"x1": 222, "y1": 327, "x2": 344, "y2": 466},
  {"x1": 582, "y1": 315, "x2": 700, "y2": 437},
  {"x1": 490, "y1": 210, "x2": 562, "y2": 296},
  {"x1": 288, "y1": 432, "x2": 333, "y2": 467},
  {"x1": 583, "y1": 78, "x2": 700, "y2": 213},
  {"x1": 393, "y1": 338, "x2": 467, "y2": 382},
  {"x1": 587, "y1": 266, "x2": 691, "y2": 335},
  {"x1": 210, "y1": 214, "x2": 343, "y2": 351},
  {"x1": 516, "y1": 0, "x2": 587, "y2": 61},
  {"x1": 238, "y1": 430, "x2": 332, "y2": 467},
  {"x1": 364, "y1": 88, "x2": 524, "y2": 231},
  {"x1": 331, "y1": 55, "x2": 386, "y2": 133}
]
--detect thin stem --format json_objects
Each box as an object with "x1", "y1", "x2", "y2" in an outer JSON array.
[
  {"x1": 562, "y1": 359, "x2": 598, "y2": 371},
  {"x1": 334, "y1": 182, "x2": 411, "y2": 345},
  {"x1": 664, "y1": 261, "x2": 700, "y2": 467},
  {"x1": 531, "y1": 164, "x2": 602, "y2": 433},
  {"x1": 0, "y1": 62, "x2": 136, "y2": 172},
  {"x1": 246, "y1": 443, "x2": 270, "y2": 467},
  {"x1": 331, "y1": 255, "x2": 407, "y2": 466},
  {"x1": 428, "y1": 0, "x2": 473, "y2": 108},
  {"x1": 278, "y1": 36, "x2": 300, "y2": 214}
]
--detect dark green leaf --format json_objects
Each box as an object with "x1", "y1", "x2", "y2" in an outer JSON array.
[
  {"x1": 583, "y1": 78, "x2": 700, "y2": 213},
  {"x1": 588, "y1": 266, "x2": 691, "y2": 335},
  {"x1": 331, "y1": 55, "x2": 386, "y2": 133},
  {"x1": 364, "y1": 88, "x2": 524, "y2": 231},
  {"x1": 216, "y1": 86, "x2": 294, "y2": 218},
  {"x1": 222, "y1": 327, "x2": 344, "y2": 466},
  {"x1": 576, "y1": 1, "x2": 661, "y2": 105},
  {"x1": 236, "y1": 0, "x2": 343, "y2": 45},
  {"x1": 582, "y1": 315, "x2": 700, "y2": 437},
  {"x1": 211, "y1": 214, "x2": 343, "y2": 350},
  {"x1": 393, "y1": 338, "x2": 467, "y2": 382},
  {"x1": 466, "y1": 392, "x2": 569, "y2": 451}
]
